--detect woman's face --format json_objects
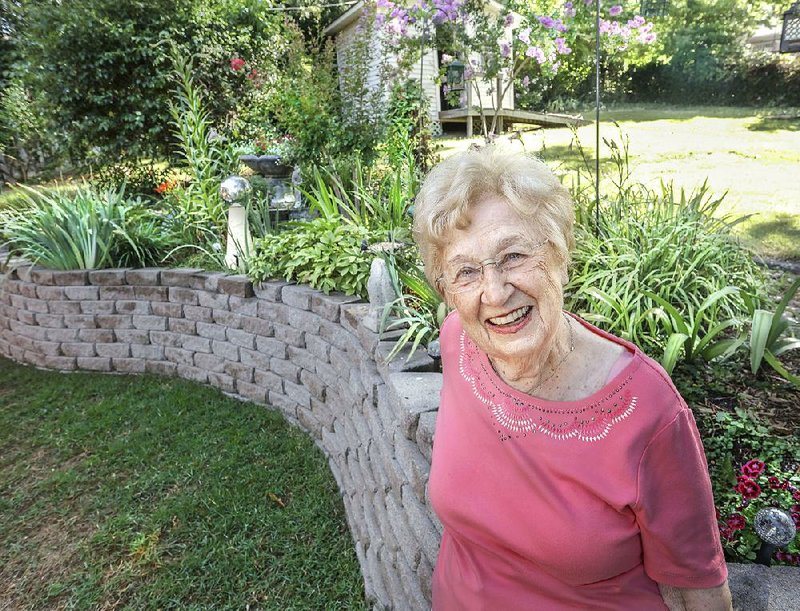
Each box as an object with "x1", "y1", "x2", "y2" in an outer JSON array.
[{"x1": 440, "y1": 195, "x2": 567, "y2": 371}]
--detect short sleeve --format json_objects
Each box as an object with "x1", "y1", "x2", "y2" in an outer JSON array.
[{"x1": 633, "y1": 408, "x2": 727, "y2": 588}]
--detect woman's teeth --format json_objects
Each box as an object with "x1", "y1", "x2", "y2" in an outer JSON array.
[{"x1": 488, "y1": 306, "x2": 531, "y2": 326}]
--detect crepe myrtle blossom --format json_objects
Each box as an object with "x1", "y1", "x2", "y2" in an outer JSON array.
[
  {"x1": 500, "y1": 41, "x2": 512, "y2": 57},
  {"x1": 504, "y1": 13, "x2": 515, "y2": 27},
  {"x1": 518, "y1": 27, "x2": 532, "y2": 45},
  {"x1": 609, "y1": 4, "x2": 623, "y2": 15},
  {"x1": 555, "y1": 37, "x2": 572, "y2": 55},
  {"x1": 563, "y1": 2, "x2": 576, "y2": 18},
  {"x1": 525, "y1": 45, "x2": 547, "y2": 64}
]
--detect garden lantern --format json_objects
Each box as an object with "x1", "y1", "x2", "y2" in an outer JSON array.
[
  {"x1": 640, "y1": 0, "x2": 668, "y2": 17},
  {"x1": 219, "y1": 176, "x2": 252, "y2": 270},
  {"x1": 753, "y1": 507, "x2": 797, "y2": 565},
  {"x1": 446, "y1": 59, "x2": 465, "y2": 90},
  {"x1": 781, "y1": 2, "x2": 800, "y2": 52}
]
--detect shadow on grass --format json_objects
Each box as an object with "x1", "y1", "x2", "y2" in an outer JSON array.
[
  {"x1": 737, "y1": 213, "x2": 800, "y2": 261},
  {"x1": 746, "y1": 115, "x2": 800, "y2": 132}
]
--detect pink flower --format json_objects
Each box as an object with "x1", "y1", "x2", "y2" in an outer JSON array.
[
  {"x1": 230, "y1": 57, "x2": 246, "y2": 71},
  {"x1": 499, "y1": 42, "x2": 512, "y2": 57},
  {"x1": 522, "y1": 75, "x2": 530, "y2": 87},
  {"x1": 555, "y1": 37, "x2": 572, "y2": 54},
  {"x1": 638, "y1": 31, "x2": 657, "y2": 44},
  {"x1": 769, "y1": 476, "x2": 782, "y2": 489},
  {"x1": 609, "y1": 5, "x2": 623, "y2": 16},
  {"x1": 518, "y1": 27, "x2": 532, "y2": 44},
  {"x1": 726, "y1": 514, "x2": 746, "y2": 530},
  {"x1": 503, "y1": 13, "x2": 514, "y2": 27},
  {"x1": 718, "y1": 525, "x2": 733, "y2": 540},
  {"x1": 741, "y1": 460, "x2": 766, "y2": 478},
  {"x1": 735, "y1": 478, "x2": 762, "y2": 500},
  {"x1": 564, "y1": 6, "x2": 576, "y2": 17},
  {"x1": 525, "y1": 46, "x2": 546, "y2": 64},
  {"x1": 793, "y1": 489, "x2": 800, "y2": 500},
  {"x1": 246, "y1": 68, "x2": 258, "y2": 80}
]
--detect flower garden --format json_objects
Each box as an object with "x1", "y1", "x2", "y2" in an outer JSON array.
[{"x1": 1, "y1": 0, "x2": 799, "y2": 606}]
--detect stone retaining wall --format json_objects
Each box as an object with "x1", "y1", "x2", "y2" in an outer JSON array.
[
  {"x1": 0, "y1": 264, "x2": 442, "y2": 609},
  {"x1": 1, "y1": 264, "x2": 798, "y2": 609}
]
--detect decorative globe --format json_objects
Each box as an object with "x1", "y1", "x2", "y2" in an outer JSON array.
[
  {"x1": 753, "y1": 507, "x2": 796, "y2": 547},
  {"x1": 219, "y1": 176, "x2": 252, "y2": 204}
]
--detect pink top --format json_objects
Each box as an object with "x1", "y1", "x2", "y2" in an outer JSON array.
[{"x1": 429, "y1": 311, "x2": 726, "y2": 610}]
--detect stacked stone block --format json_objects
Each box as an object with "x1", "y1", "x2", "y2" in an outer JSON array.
[{"x1": 0, "y1": 264, "x2": 441, "y2": 610}]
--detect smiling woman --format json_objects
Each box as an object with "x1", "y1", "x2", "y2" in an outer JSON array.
[{"x1": 412, "y1": 146, "x2": 733, "y2": 610}]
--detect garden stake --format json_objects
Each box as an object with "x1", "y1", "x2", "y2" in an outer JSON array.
[{"x1": 753, "y1": 507, "x2": 796, "y2": 566}]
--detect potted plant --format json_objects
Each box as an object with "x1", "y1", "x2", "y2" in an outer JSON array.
[{"x1": 240, "y1": 133, "x2": 297, "y2": 178}]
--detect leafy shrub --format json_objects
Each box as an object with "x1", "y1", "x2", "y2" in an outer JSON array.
[
  {"x1": 248, "y1": 219, "x2": 381, "y2": 298},
  {"x1": 92, "y1": 161, "x2": 172, "y2": 201},
  {"x1": 0, "y1": 185, "x2": 161, "y2": 270}
]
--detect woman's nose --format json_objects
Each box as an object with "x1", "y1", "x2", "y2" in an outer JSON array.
[{"x1": 480, "y1": 265, "x2": 513, "y2": 305}]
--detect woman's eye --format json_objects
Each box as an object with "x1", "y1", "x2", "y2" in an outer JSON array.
[
  {"x1": 501, "y1": 252, "x2": 527, "y2": 268},
  {"x1": 454, "y1": 267, "x2": 479, "y2": 281}
]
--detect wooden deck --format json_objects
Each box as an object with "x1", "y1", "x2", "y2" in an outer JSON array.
[{"x1": 438, "y1": 108, "x2": 589, "y2": 137}]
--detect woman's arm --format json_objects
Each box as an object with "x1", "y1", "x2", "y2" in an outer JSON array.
[{"x1": 658, "y1": 581, "x2": 733, "y2": 611}]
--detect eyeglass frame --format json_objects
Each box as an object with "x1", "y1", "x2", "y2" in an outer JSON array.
[{"x1": 436, "y1": 238, "x2": 549, "y2": 294}]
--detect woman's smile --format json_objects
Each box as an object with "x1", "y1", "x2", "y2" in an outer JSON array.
[{"x1": 486, "y1": 305, "x2": 533, "y2": 333}]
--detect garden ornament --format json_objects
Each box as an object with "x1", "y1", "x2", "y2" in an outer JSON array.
[
  {"x1": 363, "y1": 258, "x2": 396, "y2": 333},
  {"x1": 219, "y1": 176, "x2": 252, "y2": 270},
  {"x1": 753, "y1": 507, "x2": 797, "y2": 566}
]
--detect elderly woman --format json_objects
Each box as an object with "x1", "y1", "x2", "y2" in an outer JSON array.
[{"x1": 413, "y1": 146, "x2": 732, "y2": 610}]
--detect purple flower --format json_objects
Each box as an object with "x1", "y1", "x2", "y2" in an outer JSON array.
[
  {"x1": 525, "y1": 45, "x2": 546, "y2": 64},
  {"x1": 553, "y1": 18, "x2": 568, "y2": 32},
  {"x1": 538, "y1": 15, "x2": 556, "y2": 28},
  {"x1": 564, "y1": 7, "x2": 576, "y2": 17},
  {"x1": 640, "y1": 22, "x2": 653, "y2": 33},
  {"x1": 629, "y1": 15, "x2": 646, "y2": 27},
  {"x1": 638, "y1": 31, "x2": 656, "y2": 44},
  {"x1": 609, "y1": 5, "x2": 623, "y2": 16},
  {"x1": 518, "y1": 27, "x2": 532, "y2": 44},
  {"x1": 522, "y1": 75, "x2": 530, "y2": 87},
  {"x1": 564, "y1": 1, "x2": 573, "y2": 7},
  {"x1": 555, "y1": 37, "x2": 572, "y2": 54},
  {"x1": 499, "y1": 42, "x2": 512, "y2": 57},
  {"x1": 504, "y1": 13, "x2": 515, "y2": 27}
]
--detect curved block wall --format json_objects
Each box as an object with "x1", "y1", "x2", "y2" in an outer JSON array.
[
  {"x1": 1, "y1": 263, "x2": 797, "y2": 608},
  {"x1": 0, "y1": 264, "x2": 442, "y2": 609}
]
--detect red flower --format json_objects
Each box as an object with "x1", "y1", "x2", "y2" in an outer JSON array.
[
  {"x1": 792, "y1": 512, "x2": 800, "y2": 528},
  {"x1": 230, "y1": 57, "x2": 246, "y2": 71},
  {"x1": 791, "y1": 504, "x2": 800, "y2": 513},
  {"x1": 794, "y1": 489, "x2": 800, "y2": 500},
  {"x1": 741, "y1": 460, "x2": 765, "y2": 477},
  {"x1": 154, "y1": 179, "x2": 177, "y2": 194},
  {"x1": 718, "y1": 525, "x2": 733, "y2": 540},
  {"x1": 735, "y1": 478, "x2": 762, "y2": 500},
  {"x1": 726, "y1": 514, "x2": 746, "y2": 530},
  {"x1": 247, "y1": 68, "x2": 258, "y2": 80},
  {"x1": 769, "y1": 476, "x2": 782, "y2": 489}
]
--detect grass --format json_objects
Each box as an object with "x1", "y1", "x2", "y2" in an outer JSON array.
[
  {"x1": 438, "y1": 104, "x2": 800, "y2": 260},
  {"x1": 0, "y1": 357, "x2": 366, "y2": 610}
]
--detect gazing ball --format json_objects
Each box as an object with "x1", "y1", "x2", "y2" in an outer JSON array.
[
  {"x1": 753, "y1": 507, "x2": 796, "y2": 546},
  {"x1": 219, "y1": 176, "x2": 252, "y2": 203}
]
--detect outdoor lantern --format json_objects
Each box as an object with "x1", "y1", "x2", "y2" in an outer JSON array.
[
  {"x1": 753, "y1": 507, "x2": 797, "y2": 565},
  {"x1": 446, "y1": 59, "x2": 465, "y2": 90},
  {"x1": 781, "y1": 2, "x2": 800, "y2": 52},
  {"x1": 219, "y1": 176, "x2": 252, "y2": 270},
  {"x1": 640, "y1": 0, "x2": 668, "y2": 17}
]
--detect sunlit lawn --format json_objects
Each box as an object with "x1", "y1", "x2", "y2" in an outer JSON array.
[{"x1": 439, "y1": 104, "x2": 800, "y2": 260}]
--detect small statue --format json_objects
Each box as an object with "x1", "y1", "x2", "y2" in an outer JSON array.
[{"x1": 362, "y1": 257, "x2": 396, "y2": 332}]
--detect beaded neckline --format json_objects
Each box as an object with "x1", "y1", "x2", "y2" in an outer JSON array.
[{"x1": 458, "y1": 316, "x2": 640, "y2": 442}]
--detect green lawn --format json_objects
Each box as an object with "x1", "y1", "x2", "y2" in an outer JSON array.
[
  {"x1": 438, "y1": 105, "x2": 800, "y2": 260},
  {"x1": 0, "y1": 357, "x2": 366, "y2": 610}
]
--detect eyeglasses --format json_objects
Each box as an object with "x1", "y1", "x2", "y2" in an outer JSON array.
[{"x1": 437, "y1": 239, "x2": 548, "y2": 294}]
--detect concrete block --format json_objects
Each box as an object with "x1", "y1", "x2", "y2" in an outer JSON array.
[
  {"x1": 96, "y1": 314, "x2": 132, "y2": 329},
  {"x1": 181, "y1": 335, "x2": 211, "y2": 353},
  {"x1": 311, "y1": 397, "x2": 335, "y2": 431},
  {"x1": 300, "y1": 369, "x2": 326, "y2": 402},
  {"x1": 146, "y1": 360, "x2": 177, "y2": 376},
  {"x1": 223, "y1": 361, "x2": 253, "y2": 383},
  {"x1": 198, "y1": 290, "x2": 229, "y2": 309},
  {"x1": 236, "y1": 380, "x2": 267, "y2": 403},
  {"x1": 366, "y1": 543, "x2": 392, "y2": 610},
  {"x1": 316, "y1": 361, "x2": 340, "y2": 389},
  {"x1": 114, "y1": 300, "x2": 152, "y2": 315},
  {"x1": 417, "y1": 554, "x2": 434, "y2": 604},
  {"x1": 64, "y1": 314, "x2": 97, "y2": 329},
  {"x1": 151, "y1": 302, "x2": 182, "y2": 318},
  {"x1": 212, "y1": 308, "x2": 242, "y2": 328},
  {"x1": 88, "y1": 269, "x2": 130, "y2": 285},
  {"x1": 274, "y1": 322, "x2": 305, "y2": 348},
  {"x1": 416, "y1": 411, "x2": 437, "y2": 464},
  {"x1": 226, "y1": 328, "x2": 256, "y2": 349},
  {"x1": 47, "y1": 301, "x2": 82, "y2": 314},
  {"x1": 134, "y1": 286, "x2": 169, "y2": 301},
  {"x1": 254, "y1": 368, "x2": 283, "y2": 392},
  {"x1": 401, "y1": 484, "x2": 439, "y2": 569},
  {"x1": 133, "y1": 315, "x2": 167, "y2": 331},
  {"x1": 112, "y1": 358, "x2": 147, "y2": 373},
  {"x1": 240, "y1": 347, "x2": 271, "y2": 371},
  {"x1": 23, "y1": 350, "x2": 46, "y2": 367},
  {"x1": 398, "y1": 555, "x2": 430, "y2": 610},
  {"x1": 306, "y1": 333, "x2": 331, "y2": 363},
  {"x1": 320, "y1": 321, "x2": 357, "y2": 353},
  {"x1": 297, "y1": 405, "x2": 322, "y2": 440},
  {"x1": 165, "y1": 347, "x2": 194, "y2": 365},
  {"x1": 194, "y1": 352, "x2": 225, "y2": 372},
  {"x1": 211, "y1": 340, "x2": 239, "y2": 362},
  {"x1": 208, "y1": 372, "x2": 236, "y2": 393},
  {"x1": 62, "y1": 342, "x2": 97, "y2": 358},
  {"x1": 16, "y1": 309, "x2": 36, "y2": 325},
  {"x1": 168, "y1": 318, "x2": 196, "y2": 335},
  {"x1": 29, "y1": 267, "x2": 55, "y2": 285},
  {"x1": 24, "y1": 297, "x2": 50, "y2": 314},
  {"x1": 151, "y1": 331, "x2": 183, "y2": 348},
  {"x1": 385, "y1": 492, "x2": 420, "y2": 569},
  {"x1": 228, "y1": 296, "x2": 258, "y2": 316},
  {"x1": 52, "y1": 270, "x2": 89, "y2": 286},
  {"x1": 287, "y1": 345, "x2": 316, "y2": 372},
  {"x1": 35, "y1": 313, "x2": 65, "y2": 328},
  {"x1": 388, "y1": 372, "x2": 442, "y2": 441},
  {"x1": 183, "y1": 305, "x2": 212, "y2": 322},
  {"x1": 131, "y1": 344, "x2": 165, "y2": 360},
  {"x1": 177, "y1": 364, "x2": 208, "y2": 384},
  {"x1": 169, "y1": 287, "x2": 200, "y2": 305},
  {"x1": 45, "y1": 328, "x2": 78, "y2": 342},
  {"x1": 95, "y1": 343, "x2": 131, "y2": 358},
  {"x1": 255, "y1": 336, "x2": 286, "y2": 359},
  {"x1": 99, "y1": 286, "x2": 136, "y2": 300},
  {"x1": 77, "y1": 356, "x2": 112, "y2": 371},
  {"x1": 32, "y1": 340, "x2": 61, "y2": 356},
  {"x1": 270, "y1": 357, "x2": 301, "y2": 383},
  {"x1": 43, "y1": 356, "x2": 77, "y2": 370},
  {"x1": 9, "y1": 294, "x2": 26, "y2": 309},
  {"x1": 342, "y1": 303, "x2": 369, "y2": 335},
  {"x1": 256, "y1": 300, "x2": 278, "y2": 321},
  {"x1": 125, "y1": 268, "x2": 162, "y2": 285},
  {"x1": 64, "y1": 286, "x2": 100, "y2": 301},
  {"x1": 254, "y1": 280, "x2": 288, "y2": 302},
  {"x1": 161, "y1": 268, "x2": 205, "y2": 289},
  {"x1": 310, "y1": 291, "x2": 362, "y2": 322},
  {"x1": 218, "y1": 275, "x2": 254, "y2": 298},
  {"x1": 36, "y1": 285, "x2": 66, "y2": 300},
  {"x1": 114, "y1": 329, "x2": 150, "y2": 344},
  {"x1": 196, "y1": 321, "x2": 227, "y2": 340},
  {"x1": 281, "y1": 284, "x2": 315, "y2": 310},
  {"x1": 240, "y1": 315, "x2": 273, "y2": 337},
  {"x1": 80, "y1": 300, "x2": 116, "y2": 314},
  {"x1": 275, "y1": 305, "x2": 321, "y2": 334},
  {"x1": 284, "y1": 379, "x2": 311, "y2": 409},
  {"x1": 78, "y1": 329, "x2": 114, "y2": 343}
]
